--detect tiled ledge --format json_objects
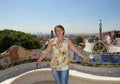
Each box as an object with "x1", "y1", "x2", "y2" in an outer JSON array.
[
  {"x1": 0, "y1": 62, "x2": 120, "y2": 83},
  {"x1": 1, "y1": 68, "x2": 120, "y2": 84}
]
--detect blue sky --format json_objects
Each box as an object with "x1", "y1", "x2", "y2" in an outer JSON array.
[{"x1": 0, "y1": 0, "x2": 120, "y2": 34}]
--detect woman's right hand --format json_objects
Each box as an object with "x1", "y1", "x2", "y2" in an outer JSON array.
[
  {"x1": 36, "y1": 59, "x2": 41, "y2": 69},
  {"x1": 36, "y1": 59, "x2": 42, "y2": 64}
]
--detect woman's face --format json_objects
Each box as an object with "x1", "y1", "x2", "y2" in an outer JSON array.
[{"x1": 55, "y1": 27, "x2": 64, "y2": 37}]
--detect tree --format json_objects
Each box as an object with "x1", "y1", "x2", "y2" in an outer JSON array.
[
  {"x1": 74, "y1": 36, "x2": 83, "y2": 45},
  {"x1": 0, "y1": 29, "x2": 42, "y2": 53}
]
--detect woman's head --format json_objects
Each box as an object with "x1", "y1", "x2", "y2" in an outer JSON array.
[{"x1": 54, "y1": 25, "x2": 65, "y2": 36}]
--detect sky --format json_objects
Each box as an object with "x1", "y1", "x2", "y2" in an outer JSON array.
[{"x1": 0, "y1": 0, "x2": 120, "y2": 34}]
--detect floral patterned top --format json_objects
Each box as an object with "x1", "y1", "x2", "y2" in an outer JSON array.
[{"x1": 50, "y1": 37, "x2": 69, "y2": 71}]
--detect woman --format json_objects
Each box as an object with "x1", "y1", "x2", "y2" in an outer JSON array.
[{"x1": 37, "y1": 25, "x2": 88, "y2": 84}]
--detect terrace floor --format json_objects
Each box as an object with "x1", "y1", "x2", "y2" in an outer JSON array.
[{"x1": 33, "y1": 81, "x2": 55, "y2": 84}]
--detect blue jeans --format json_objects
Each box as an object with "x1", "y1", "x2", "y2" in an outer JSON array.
[{"x1": 52, "y1": 69, "x2": 69, "y2": 84}]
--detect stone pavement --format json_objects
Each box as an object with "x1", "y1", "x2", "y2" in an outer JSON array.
[
  {"x1": 33, "y1": 81, "x2": 56, "y2": 84},
  {"x1": 1, "y1": 68, "x2": 120, "y2": 84}
]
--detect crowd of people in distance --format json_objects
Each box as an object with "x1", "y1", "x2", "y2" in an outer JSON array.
[
  {"x1": 79, "y1": 30, "x2": 120, "y2": 49},
  {"x1": 103, "y1": 30, "x2": 120, "y2": 46}
]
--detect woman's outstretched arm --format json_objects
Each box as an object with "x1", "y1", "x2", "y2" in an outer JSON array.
[
  {"x1": 68, "y1": 39, "x2": 88, "y2": 63},
  {"x1": 37, "y1": 42, "x2": 52, "y2": 64}
]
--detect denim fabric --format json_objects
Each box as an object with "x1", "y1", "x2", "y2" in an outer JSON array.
[{"x1": 52, "y1": 69, "x2": 69, "y2": 84}]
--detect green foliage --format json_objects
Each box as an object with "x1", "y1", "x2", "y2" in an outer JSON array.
[
  {"x1": 74, "y1": 36, "x2": 83, "y2": 45},
  {"x1": 88, "y1": 36, "x2": 96, "y2": 43},
  {"x1": 0, "y1": 29, "x2": 42, "y2": 53}
]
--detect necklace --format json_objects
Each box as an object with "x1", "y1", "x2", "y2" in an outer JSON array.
[{"x1": 57, "y1": 38, "x2": 64, "y2": 45}]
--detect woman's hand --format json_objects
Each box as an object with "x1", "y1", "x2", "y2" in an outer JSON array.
[
  {"x1": 36, "y1": 59, "x2": 42, "y2": 64},
  {"x1": 36, "y1": 59, "x2": 42, "y2": 69},
  {"x1": 83, "y1": 57, "x2": 89, "y2": 64}
]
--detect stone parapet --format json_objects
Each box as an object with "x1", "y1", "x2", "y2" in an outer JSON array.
[{"x1": 0, "y1": 62, "x2": 120, "y2": 83}]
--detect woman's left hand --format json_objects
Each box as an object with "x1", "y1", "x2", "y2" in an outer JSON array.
[{"x1": 83, "y1": 57, "x2": 89, "y2": 64}]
